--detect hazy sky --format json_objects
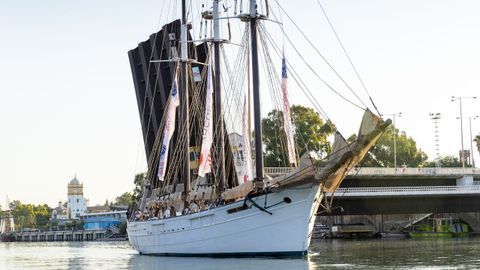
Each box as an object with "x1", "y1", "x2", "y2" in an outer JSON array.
[{"x1": 1, "y1": 0, "x2": 480, "y2": 209}]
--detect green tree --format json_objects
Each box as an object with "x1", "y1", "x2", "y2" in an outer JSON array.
[
  {"x1": 8, "y1": 201, "x2": 53, "y2": 230},
  {"x1": 33, "y1": 204, "x2": 52, "y2": 230},
  {"x1": 349, "y1": 126, "x2": 428, "y2": 167},
  {"x1": 114, "y1": 192, "x2": 133, "y2": 206},
  {"x1": 424, "y1": 155, "x2": 462, "y2": 167},
  {"x1": 131, "y1": 173, "x2": 147, "y2": 209},
  {"x1": 65, "y1": 220, "x2": 84, "y2": 230},
  {"x1": 11, "y1": 202, "x2": 36, "y2": 229},
  {"x1": 262, "y1": 105, "x2": 333, "y2": 167}
]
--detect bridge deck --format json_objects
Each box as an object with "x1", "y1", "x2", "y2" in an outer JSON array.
[
  {"x1": 327, "y1": 185, "x2": 480, "y2": 197},
  {"x1": 265, "y1": 167, "x2": 480, "y2": 178}
]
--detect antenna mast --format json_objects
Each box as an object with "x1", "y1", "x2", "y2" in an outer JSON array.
[
  {"x1": 249, "y1": 0, "x2": 265, "y2": 181},
  {"x1": 181, "y1": 0, "x2": 191, "y2": 199},
  {"x1": 213, "y1": 0, "x2": 226, "y2": 192}
]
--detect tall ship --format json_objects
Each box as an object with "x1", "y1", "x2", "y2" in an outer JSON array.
[
  {"x1": 126, "y1": 0, "x2": 390, "y2": 256},
  {"x1": 1, "y1": 197, "x2": 16, "y2": 242}
]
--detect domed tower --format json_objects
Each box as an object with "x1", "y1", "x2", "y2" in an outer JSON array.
[{"x1": 67, "y1": 175, "x2": 87, "y2": 219}]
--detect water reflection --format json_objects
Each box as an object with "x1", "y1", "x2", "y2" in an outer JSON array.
[
  {"x1": 309, "y1": 238, "x2": 480, "y2": 269},
  {"x1": 128, "y1": 254, "x2": 309, "y2": 270},
  {"x1": 3, "y1": 238, "x2": 480, "y2": 269}
]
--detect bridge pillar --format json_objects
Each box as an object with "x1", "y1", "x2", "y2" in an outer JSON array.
[{"x1": 457, "y1": 175, "x2": 474, "y2": 186}]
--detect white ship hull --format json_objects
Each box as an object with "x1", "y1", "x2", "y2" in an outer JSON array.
[{"x1": 127, "y1": 184, "x2": 322, "y2": 256}]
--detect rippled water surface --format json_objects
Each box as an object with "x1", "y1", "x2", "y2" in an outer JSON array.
[{"x1": 2, "y1": 238, "x2": 480, "y2": 269}]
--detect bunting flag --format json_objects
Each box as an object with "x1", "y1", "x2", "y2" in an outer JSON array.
[
  {"x1": 157, "y1": 76, "x2": 180, "y2": 181},
  {"x1": 198, "y1": 58, "x2": 214, "y2": 177},
  {"x1": 281, "y1": 56, "x2": 297, "y2": 165},
  {"x1": 242, "y1": 96, "x2": 253, "y2": 183}
]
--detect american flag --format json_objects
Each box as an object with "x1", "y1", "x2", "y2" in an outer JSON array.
[{"x1": 281, "y1": 56, "x2": 297, "y2": 165}]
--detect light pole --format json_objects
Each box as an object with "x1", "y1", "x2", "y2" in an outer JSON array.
[
  {"x1": 458, "y1": 115, "x2": 479, "y2": 168},
  {"x1": 469, "y1": 116, "x2": 478, "y2": 168},
  {"x1": 451, "y1": 96, "x2": 477, "y2": 169},
  {"x1": 429, "y1": 113, "x2": 441, "y2": 167},
  {"x1": 381, "y1": 112, "x2": 402, "y2": 168}
]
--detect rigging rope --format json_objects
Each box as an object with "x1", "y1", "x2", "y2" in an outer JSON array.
[
  {"x1": 315, "y1": 0, "x2": 381, "y2": 115},
  {"x1": 260, "y1": 24, "x2": 331, "y2": 121},
  {"x1": 272, "y1": 0, "x2": 368, "y2": 110}
]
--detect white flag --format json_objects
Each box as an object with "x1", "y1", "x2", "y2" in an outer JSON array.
[
  {"x1": 157, "y1": 76, "x2": 180, "y2": 180},
  {"x1": 281, "y1": 56, "x2": 297, "y2": 165},
  {"x1": 242, "y1": 96, "x2": 253, "y2": 183},
  {"x1": 198, "y1": 59, "x2": 214, "y2": 177}
]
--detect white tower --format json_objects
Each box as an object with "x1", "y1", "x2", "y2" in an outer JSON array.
[{"x1": 67, "y1": 175, "x2": 87, "y2": 219}]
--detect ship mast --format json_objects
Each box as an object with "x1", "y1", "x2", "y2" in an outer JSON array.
[
  {"x1": 249, "y1": 0, "x2": 264, "y2": 180},
  {"x1": 181, "y1": 0, "x2": 191, "y2": 199},
  {"x1": 213, "y1": 0, "x2": 226, "y2": 192}
]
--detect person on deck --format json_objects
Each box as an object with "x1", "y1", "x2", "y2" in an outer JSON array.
[
  {"x1": 164, "y1": 206, "x2": 171, "y2": 218},
  {"x1": 157, "y1": 207, "x2": 164, "y2": 219},
  {"x1": 190, "y1": 201, "x2": 200, "y2": 213}
]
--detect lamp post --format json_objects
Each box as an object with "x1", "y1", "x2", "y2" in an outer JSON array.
[
  {"x1": 469, "y1": 116, "x2": 478, "y2": 168},
  {"x1": 451, "y1": 96, "x2": 477, "y2": 169},
  {"x1": 457, "y1": 115, "x2": 479, "y2": 168},
  {"x1": 381, "y1": 112, "x2": 402, "y2": 168}
]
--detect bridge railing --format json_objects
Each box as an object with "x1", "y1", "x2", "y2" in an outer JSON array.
[
  {"x1": 329, "y1": 185, "x2": 480, "y2": 197},
  {"x1": 350, "y1": 167, "x2": 480, "y2": 176},
  {"x1": 264, "y1": 167, "x2": 480, "y2": 177}
]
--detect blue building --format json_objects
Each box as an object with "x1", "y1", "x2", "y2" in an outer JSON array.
[{"x1": 80, "y1": 210, "x2": 127, "y2": 230}]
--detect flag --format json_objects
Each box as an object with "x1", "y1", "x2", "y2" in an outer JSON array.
[
  {"x1": 198, "y1": 58, "x2": 214, "y2": 177},
  {"x1": 157, "y1": 76, "x2": 180, "y2": 180},
  {"x1": 281, "y1": 56, "x2": 297, "y2": 165},
  {"x1": 242, "y1": 96, "x2": 253, "y2": 183}
]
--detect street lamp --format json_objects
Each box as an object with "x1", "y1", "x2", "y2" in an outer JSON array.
[
  {"x1": 380, "y1": 112, "x2": 402, "y2": 168},
  {"x1": 451, "y1": 96, "x2": 477, "y2": 169},
  {"x1": 457, "y1": 115, "x2": 479, "y2": 168},
  {"x1": 469, "y1": 115, "x2": 478, "y2": 168}
]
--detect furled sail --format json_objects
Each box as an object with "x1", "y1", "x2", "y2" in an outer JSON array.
[
  {"x1": 222, "y1": 109, "x2": 390, "y2": 201},
  {"x1": 198, "y1": 57, "x2": 214, "y2": 177},
  {"x1": 241, "y1": 96, "x2": 253, "y2": 184},
  {"x1": 157, "y1": 76, "x2": 180, "y2": 181},
  {"x1": 316, "y1": 109, "x2": 391, "y2": 192},
  {"x1": 281, "y1": 56, "x2": 297, "y2": 166}
]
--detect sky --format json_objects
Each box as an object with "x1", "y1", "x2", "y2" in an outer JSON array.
[{"x1": 1, "y1": 0, "x2": 480, "y2": 209}]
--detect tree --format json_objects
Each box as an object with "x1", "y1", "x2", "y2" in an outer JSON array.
[
  {"x1": 8, "y1": 201, "x2": 53, "y2": 230},
  {"x1": 11, "y1": 202, "x2": 36, "y2": 229},
  {"x1": 349, "y1": 126, "x2": 428, "y2": 167},
  {"x1": 132, "y1": 173, "x2": 147, "y2": 208},
  {"x1": 114, "y1": 192, "x2": 133, "y2": 206},
  {"x1": 424, "y1": 155, "x2": 462, "y2": 167},
  {"x1": 33, "y1": 204, "x2": 52, "y2": 230},
  {"x1": 262, "y1": 105, "x2": 333, "y2": 167}
]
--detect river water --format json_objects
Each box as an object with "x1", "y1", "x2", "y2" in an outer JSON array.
[{"x1": 1, "y1": 238, "x2": 479, "y2": 269}]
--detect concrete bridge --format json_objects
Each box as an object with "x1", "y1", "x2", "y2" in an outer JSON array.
[{"x1": 265, "y1": 167, "x2": 480, "y2": 215}]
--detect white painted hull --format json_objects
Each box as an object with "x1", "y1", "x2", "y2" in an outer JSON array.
[{"x1": 127, "y1": 184, "x2": 322, "y2": 256}]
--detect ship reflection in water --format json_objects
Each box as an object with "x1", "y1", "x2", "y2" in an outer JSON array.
[
  {"x1": 3, "y1": 239, "x2": 480, "y2": 269},
  {"x1": 128, "y1": 255, "x2": 309, "y2": 270}
]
